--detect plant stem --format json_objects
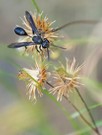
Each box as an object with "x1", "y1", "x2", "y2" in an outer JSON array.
[
  {"x1": 46, "y1": 81, "x2": 101, "y2": 135},
  {"x1": 64, "y1": 96, "x2": 100, "y2": 135},
  {"x1": 32, "y1": 0, "x2": 40, "y2": 13},
  {"x1": 76, "y1": 88, "x2": 101, "y2": 135}
]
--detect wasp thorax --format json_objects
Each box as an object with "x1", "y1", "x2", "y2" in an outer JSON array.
[
  {"x1": 32, "y1": 36, "x2": 43, "y2": 44},
  {"x1": 42, "y1": 38, "x2": 49, "y2": 48}
]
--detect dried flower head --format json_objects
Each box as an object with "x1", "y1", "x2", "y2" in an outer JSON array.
[
  {"x1": 19, "y1": 11, "x2": 58, "y2": 54},
  {"x1": 18, "y1": 62, "x2": 47, "y2": 102},
  {"x1": 50, "y1": 58, "x2": 83, "y2": 101}
]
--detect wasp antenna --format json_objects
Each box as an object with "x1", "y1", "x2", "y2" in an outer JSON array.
[
  {"x1": 52, "y1": 44, "x2": 66, "y2": 49},
  {"x1": 52, "y1": 20, "x2": 98, "y2": 32}
]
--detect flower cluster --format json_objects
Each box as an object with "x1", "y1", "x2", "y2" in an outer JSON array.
[
  {"x1": 14, "y1": 11, "x2": 83, "y2": 102},
  {"x1": 18, "y1": 62, "x2": 47, "y2": 102},
  {"x1": 50, "y1": 58, "x2": 83, "y2": 101}
]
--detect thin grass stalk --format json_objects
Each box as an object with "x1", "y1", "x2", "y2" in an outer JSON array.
[
  {"x1": 46, "y1": 81, "x2": 99, "y2": 134},
  {"x1": 64, "y1": 95, "x2": 100, "y2": 135},
  {"x1": 76, "y1": 88, "x2": 101, "y2": 135}
]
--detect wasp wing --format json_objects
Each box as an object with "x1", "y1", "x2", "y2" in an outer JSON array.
[
  {"x1": 25, "y1": 11, "x2": 39, "y2": 35},
  {"x1": 8, "y1": 42, "x2": 35, "y2": 48}
]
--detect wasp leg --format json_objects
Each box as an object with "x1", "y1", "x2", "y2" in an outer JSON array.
[
  {"x1": 24, "y1": 46, "x2": 27, "y2": 52},
  {"x1": 39, "y1": 45, "x2": 43, "y2": 52},
  {"x1": 35, "y1": 45, "x2": 40, "y2": 53},
  {"x1": 39, "y1": 45, "x2": 45, "y2": 61},
  {"x1": 22, "y1": 46, "x2": 27, "y2": 55}
]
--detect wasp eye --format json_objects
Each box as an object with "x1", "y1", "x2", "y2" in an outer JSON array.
[
  {"x1": 32, "y1": 36, "x2": 43, "y2": 44},
  {"x1": 14, "y1": 27, "x2": 28, "y2": 36}
]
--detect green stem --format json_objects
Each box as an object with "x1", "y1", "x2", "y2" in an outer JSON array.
[
  {"x1": 46, "y1": 82, "x2": 98, "y2": 133},
  {"x1": 76, "y1": 88, "x2": 101, "y2": 135},
  {"x1": 43, "y1": 89, "x2": 81, "y2": 130},
  {"x1": 64, "y1": 96, "x2": 98, "y2": 134},
  {"x1": 32, "y1": 0, "x2": 40, "y2": 13}
]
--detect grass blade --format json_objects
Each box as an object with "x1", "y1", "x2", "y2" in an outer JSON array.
[{"x1": 32, "y1": 0, "x2": 41, "y2": 13}]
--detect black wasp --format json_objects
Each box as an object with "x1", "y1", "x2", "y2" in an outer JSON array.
[
  {"x1": 8, "y1": 11, "x2": 97, "y2": 59},
  {"x1": 8, "y1": 11, "x2": 66, "y2": 59}
]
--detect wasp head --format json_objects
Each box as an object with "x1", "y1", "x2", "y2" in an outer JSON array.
[{"x1": 42, "y1": 38, "x2": 49, "y2": 48}]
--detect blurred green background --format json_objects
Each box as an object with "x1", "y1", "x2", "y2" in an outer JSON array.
[{"x1": 0, "y1": 0, "x2": 102, "y2": 135}]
